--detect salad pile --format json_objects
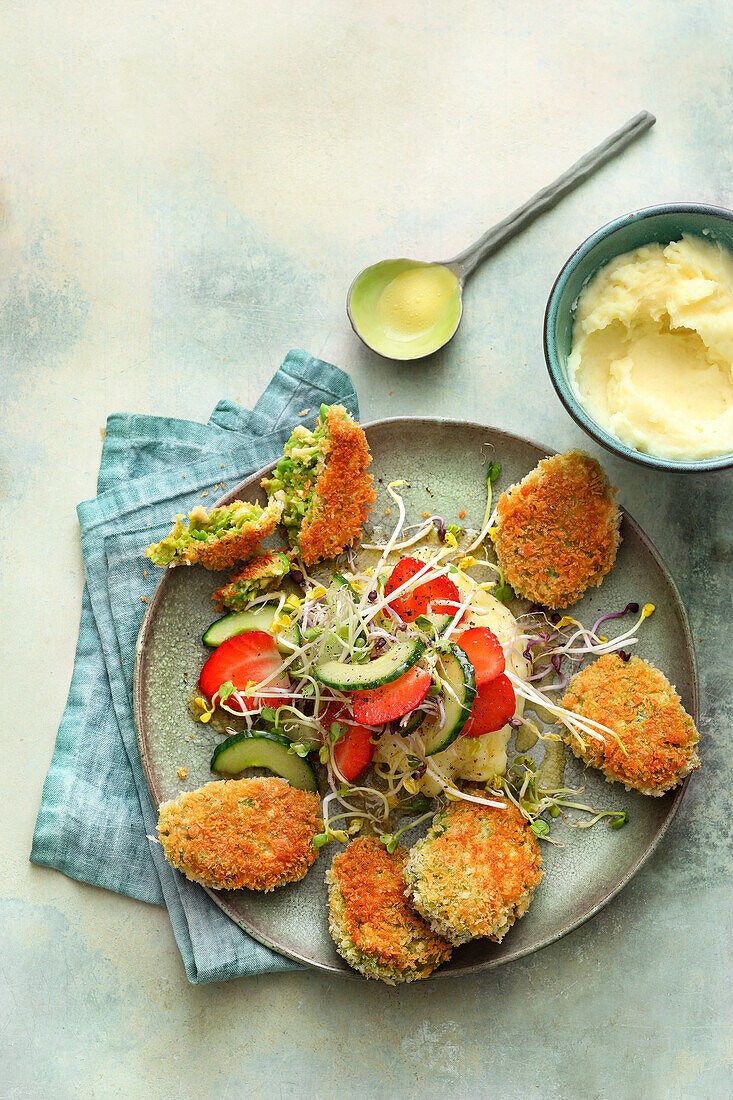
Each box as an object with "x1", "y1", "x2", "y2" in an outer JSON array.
[{"x1": 193, "y1": 475, "x2": 653, "y2": 848}]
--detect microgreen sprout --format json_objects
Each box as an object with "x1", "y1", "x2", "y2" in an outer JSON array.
[
  {"x1": 217, "y1": 681, "x2": 235, "y2": 702},
  {"x1": 379, "y1": 833, "x2": 400, "y2": 854},
  {"x1": 480, "y1": 459, "x2": 501, "y2": 532},
  {"x1": 287, "y1": 742, "x2": 314, "y2": 758},
  {"x1": 499, "y1": 750, "x2": 627, "y2": 842},
  {"x1": 379, "y1": 806, "x2": 436, "y2": 853}
]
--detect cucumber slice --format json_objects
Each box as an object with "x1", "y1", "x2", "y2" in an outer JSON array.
[
  {"x1": 315, "y1": 639, "x2": 424, "y2": 691},
  {"x1": 210, "y1": 730, "x2": 318, "y2": 792},
  {"x1": 330, "y1": 573, "x2": 358, "y2": 598},
  {"x1": 203, "y1": 606, "x2": 278, "y2": 646},
  {"x1": 398, "y1": 708, "x2": 427, "y2": 735},
  {"x1": 315, "y1": 573, "x2": 368, "y2": 663},
  {"x1": 203, "y1": 605, "x2": 300, "y2": 656},
  {"x1": 421, "y1": 644, "x2": 477, "y2": 756},
  {"x1": 260, "y1": 711, "x2": 321, "y2": 752},
  {"x1": 275, "y1": 619, "x2": 302, "y2": 657},
  {"x1": 414, "y1": 613, "x2": 453, "y2": 639}
]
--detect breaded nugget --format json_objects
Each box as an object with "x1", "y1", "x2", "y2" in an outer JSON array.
[
  {"x1": 327, "y1": 837, "x2": 452, "y2": 983},
  {"x1": 212, "y1": 550, "x2": 291, "y2": 611},
  {"x1": 495, "y1": 451, "x2": 620, "y2": 609},
  {"x1": 562, "y1": 653, "x2": 700, "y2": 796},
  {"x1": 262, "y1": 404, "x2": 375, "y2": 565},
  {"x1": 157, "y1": 777, "x2": 321, "y2": 891},
  {"x1": 404, "y1": 798, "x2": 542, "y2": 946},
  {"x1": 146, "y1": 499, "x2": 283, "y2": 571}
]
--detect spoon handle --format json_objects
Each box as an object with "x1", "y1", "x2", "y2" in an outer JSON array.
[{"x1": 447, "y1": 111, "x2": 656, "y2": 279}]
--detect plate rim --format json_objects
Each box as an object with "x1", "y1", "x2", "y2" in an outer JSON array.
[{"x1": 134, "y1": 416, "x2": 699, "y2": 979}]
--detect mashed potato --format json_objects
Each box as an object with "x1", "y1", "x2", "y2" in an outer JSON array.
[{"x1": 568, "y1": 235, "x2": 733, "y2": 461}]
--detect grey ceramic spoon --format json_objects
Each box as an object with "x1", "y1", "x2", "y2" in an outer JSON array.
[{"x1": 348, "y1": 111, "x2": 656, "y2": 360}]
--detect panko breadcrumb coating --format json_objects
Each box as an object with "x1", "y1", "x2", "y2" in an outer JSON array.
[
  {"x1": 262, "y1": 404, "x2": 375, "y2": 566},
  {"x1": 157, "y1": 777, "x2": 321, "y2": 891},
  {"x1": 146, "y1": 499, "x2": 283, "y2": 571},
  {"x1": 562, "y1": 653, "x2": 700, "y2": 796},
  {"x1": 327, "y1": 837, "x2": 452, "y2": 983},
  {"x1": 404, "y1": 798, "x2": 542, "y2": 946},
  {"x1": 495, "y1": 451, "x2": 620, "y2": 609},
  {"x1": 212, "y1": 551, "x2": 291, "y2": 611}
]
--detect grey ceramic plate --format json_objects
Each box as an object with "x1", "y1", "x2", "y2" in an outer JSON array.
[{"x1": 134, "y1": 418, "x2": 698, "y2": 979}]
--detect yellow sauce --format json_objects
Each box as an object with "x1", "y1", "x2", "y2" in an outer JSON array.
[
  {"x1": 376, "y1": 264, "x2": 460, "y2": 341},
  {"x1": 348, "y1": 259, "x2": 462, "y2": 360}
]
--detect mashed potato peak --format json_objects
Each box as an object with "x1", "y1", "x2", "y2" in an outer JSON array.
[{"x1": 567, "y1": 235, "x2": 733, "y2": 460}]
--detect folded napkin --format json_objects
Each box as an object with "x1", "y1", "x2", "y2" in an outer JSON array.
[{"x1": 31, "y1": 350, "x2": 359, "y2": 983}]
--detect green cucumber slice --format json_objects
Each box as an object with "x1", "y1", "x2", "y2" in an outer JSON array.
[
  {"x1": 210, "y1": 730, "x2": 318, "y2": 792},
  {"x1": 317, "y1": 574, "x2": 368, "y2": 663},
  {"x1": 203, "y1": 605, "x2": 300, "y2": 656},
  {"x1": 398, "y1": 708, "x2": 427, "y2": 735},
  {"x1": 259, "y1": 710, "x2": 321, "y2": 752},
  {"x1": 315, "y1": 639, "x2": 424, "y2": 691},
  {"x1": 203, "y1": 606, "x2": 278, "y2": 646},
  {"x1": 414, "y1": 613, "x2": 453, "y2": 639},
  {"x1": 421, "y1": 644, "x2": 477, "y2": 756},
  {"x1": 330, "y1": 573, "x2": 358, "y2": 598},
  {"x1": 275, "y1": 619, "x2": 302, "y2": 657}
]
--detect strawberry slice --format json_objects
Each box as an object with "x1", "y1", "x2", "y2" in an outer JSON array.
[
  {"x1": 334, "y1": 723, "x2": 375, "y2": 782},
  {"x1": 457, "y1": 627, "x2": 505, "y2": 687},
  {"x1": 351, "y1": 666, "x2": 432, "y2": 725},
  {"x1": 320, "y1": 702, "x2": 374, "y2": 782},
  {"x1": 462, "y1": 673, "x2": 516, "y2": 737},
  {"x1": 384, "y1": 556, "x2": 461, "y2": 622},
  {"x1": 199, "y1": 630, "x2": 291, "y2": 714}
]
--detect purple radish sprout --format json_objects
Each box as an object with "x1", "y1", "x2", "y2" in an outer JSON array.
[
  {"x1": 384, "y1": 604, "x2": 405, "y2": 627},
  {"x1": 591, "y1": 603, "x2": 639, "y2": 636}
]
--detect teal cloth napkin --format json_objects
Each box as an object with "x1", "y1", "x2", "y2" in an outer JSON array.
[{"x1": 31, "y1": 350, "x2": 359, "y2": 983}]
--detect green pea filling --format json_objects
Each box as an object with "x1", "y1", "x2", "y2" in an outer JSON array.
[
  {"x1": 262, "y1": 408, "x2": 331, "y2": 544},
  {"x1": 147, "y1": 501, "x2": 269, "y2": 565},
  {"x1": 219, "y1": 554, "x2": 291, "y2": 610}
]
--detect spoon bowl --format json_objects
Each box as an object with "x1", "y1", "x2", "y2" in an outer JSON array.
[{"x1": 347, "y1": 258, "x2": 463, "y2": 361}]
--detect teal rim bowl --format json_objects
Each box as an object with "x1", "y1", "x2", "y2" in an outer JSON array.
[{"x1": 544, "y1": 202, "x2": 733, "y2": 473}]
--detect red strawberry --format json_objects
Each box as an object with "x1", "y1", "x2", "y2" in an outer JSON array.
[
  {"x1": 198, "y1": 630, "x2": 291, "y2": 713},
  {"x1": 462, "y1": 673, "x2": 516, "y2": 737},
  {"x1": 320, "y1": 702, "x2": 374, "y2": 782},
  {"x1": 384, "y1": 556, "x2": 461, "y2": 622},
  {"x1": 457, "y1": 627, "x2": 505, "y2": 687},
  {"x1": 351, "y1": 666, "x2": 432, "y2": 724}
]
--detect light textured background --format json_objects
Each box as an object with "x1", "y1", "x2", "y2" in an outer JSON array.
[{"x1": 2, "y1": 2, "x2": 731, "y2": 1098}]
